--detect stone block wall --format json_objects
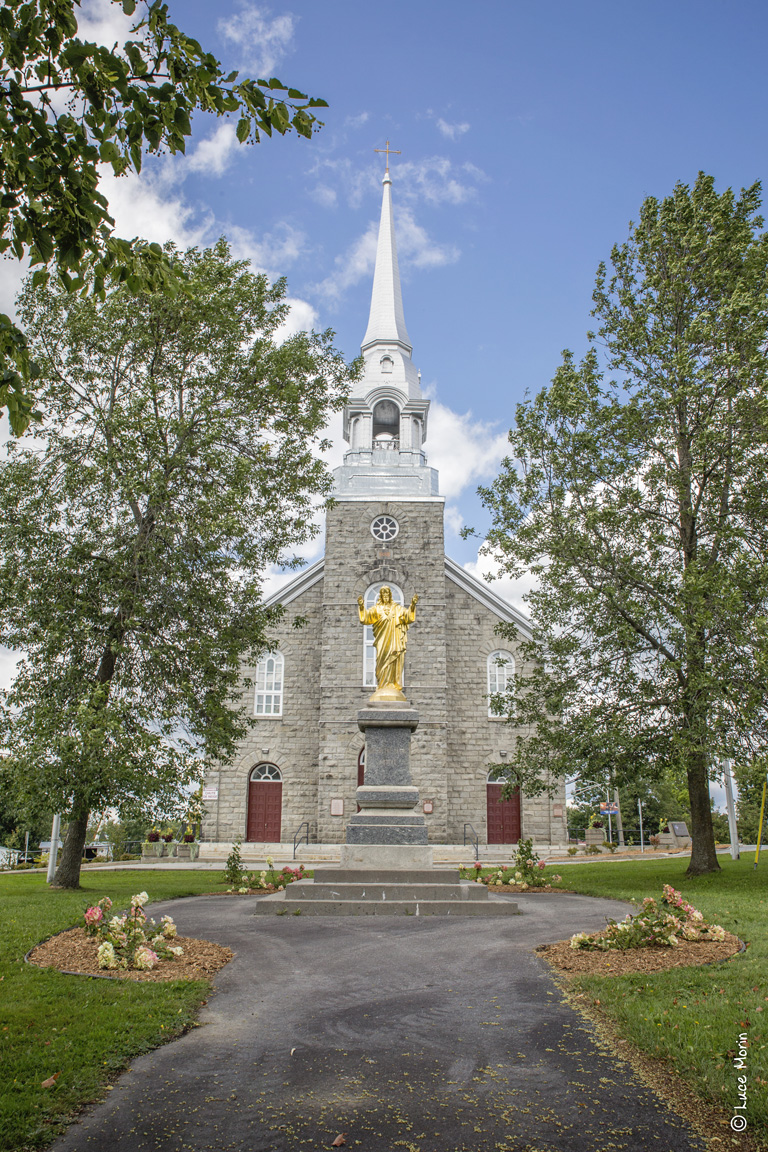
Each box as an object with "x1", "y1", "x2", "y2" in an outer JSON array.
[
  {"x1": 317, "y1": 497, "x2": 448, "y2": 843},
  {"x1": 201, "y1": 496, "x2": 567, "y2": 848},
  {"x1": 201, "y1": 580, "x2": 323, "y2": 844}
]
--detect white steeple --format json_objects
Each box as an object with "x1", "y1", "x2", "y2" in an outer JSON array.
[
  {"x1": 361, "y1": 171, "x2": 412, "y2": 355},
  {"x1": 333, "y1": 154, "x2": 438, "y2": 499}
]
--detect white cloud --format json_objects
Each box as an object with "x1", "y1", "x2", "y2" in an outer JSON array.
[
  {"x1": 312, "y1": 221, "x2": 378, "y2": 303},
  {"x1": 397, "y1": 209, "x2": 460, "y2": 268},
  {"x1": 313, "y1": 209, "x2": 458, "y2": 305},
  {"x1": 309, "y1": 155, "x2": 486, "y2": 211},
  {"x1": 436, "y1": 118, "x2": 470, "y2": 140},
  {"x1": 99, "y1": 166, "x2": 203, "y2": 248},
  {"x1": 226, "y1": 221, "x2": 305, "y2": 275},
  {"x1": 0, "y1": 256, "x2": 29, "y2": 319},
  {"x1": 462, "y1": 551, "x2": 538, "y2": 616},
  {"x1": 274, "y1": 298, "x2": 319, "y2": 343},
  {"x1": 217, "y1": 4, "x2": 297, "y2": 77},
  {"x1": 0, "y1": 646, "x2": 20, "y2": 692},
  {"x1": 187, "y1": 123, "x2": 239, "y2": 177},
  {"x1": 444, "y1": 504, "x2": 465, "y2": 537},
  {"x1": 397, "y1": 157, "x2": 484, "y2": 206},
  {"x1": 76, "y1": 0, "x2": 134, "y2": 48},
  {"x1": 425, "y1": 400, "x2": 510, "y2": 500},
  {"x1": 344, "y1": 112, "x2": 369, "y2": 129},
  {"x1": 310, "y1": 184, "x2": 338, "y2": 208}
]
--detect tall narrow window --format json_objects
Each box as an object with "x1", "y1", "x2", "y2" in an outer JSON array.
[
  {"x1": 487, "y1": 650, "x2": 514, "y2": 717},
  {"x1": 254, "y1": 652, "x2": 284, "y2": 716},
  {"x1": 362, "y1": 583, "x2": 404, "y2": 687}
]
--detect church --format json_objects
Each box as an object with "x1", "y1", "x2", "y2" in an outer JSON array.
[{"x1": 201, "y1": 163, "x2": 567, "y2": 854}]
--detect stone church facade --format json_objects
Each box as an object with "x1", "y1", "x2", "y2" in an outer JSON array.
[{"x1": 201, "y1": 167, "x2": 567, "y2": 851}]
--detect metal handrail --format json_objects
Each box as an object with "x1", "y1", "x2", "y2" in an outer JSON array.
[
  {"x1": 463, "y1": 823, "x2": 479, "y2": 861},
  {"x1": 293, "y1": 821, "x2": 310, "y2": 859}
]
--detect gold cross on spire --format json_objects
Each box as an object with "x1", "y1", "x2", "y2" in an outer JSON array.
[{"x1": 374, "y1": 140, "x2": 401, "y2": 174}]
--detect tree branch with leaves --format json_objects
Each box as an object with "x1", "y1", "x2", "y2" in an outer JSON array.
[
  {"x1": 0, "y1": 240, "x2": 354, "y2": 888},
  {"x1": 482, "y1": 174, "x2": 768, "y2": 874},
  {"x1": 0, "y1": 0, "x2": 327, "y2": 432}
]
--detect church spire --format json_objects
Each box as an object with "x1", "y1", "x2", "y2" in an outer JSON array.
[
  {"x1": 361, "y1": 165, "x2": 412, "y2": 355},
  {"x1": 332, "y1": 151, "x2": 438, "y2": 499}
]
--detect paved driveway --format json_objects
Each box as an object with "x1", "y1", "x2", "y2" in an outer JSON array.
[{"x1": 52, "y1": 892, "x2": 705, "y2": 1152}]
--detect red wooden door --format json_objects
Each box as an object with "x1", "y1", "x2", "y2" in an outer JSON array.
[
  {"x1": 486, "y1": 783, "x2": 521, "y2": 844},
  {"x1": 247, "y1": 781, "x2": 282, "y2": 842}
]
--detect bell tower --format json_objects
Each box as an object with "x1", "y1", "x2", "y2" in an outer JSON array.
[
  {"x1": 333, "y1": 160, "x2": 438, "y2": 498},
  {"x1": 316, "y1": 151, "x2": 449, "y2": 843}
]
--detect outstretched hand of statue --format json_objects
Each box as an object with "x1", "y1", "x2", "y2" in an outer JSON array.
[{"x1": 410, "y1": 594, "x2": 419, "y2": 611}]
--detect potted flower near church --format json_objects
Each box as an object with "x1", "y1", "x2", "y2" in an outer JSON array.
[
  {"x1": 175, "y1": 827, "x2": 199, "y2": 861},
  {"x1": 142, "y1": 829, "x2": 164, "y2": 858},
  {"x1": 585, "y1": 816, "x2": 605, "y2": 848}
]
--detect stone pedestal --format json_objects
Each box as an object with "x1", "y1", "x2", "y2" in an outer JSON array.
[{"x1": 340, "y1": 705, "x2": 433, "y2": 869}]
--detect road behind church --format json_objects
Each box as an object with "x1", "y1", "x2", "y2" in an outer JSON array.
[{"x1": 52, "y1": 892, "x2": 706, "y2": 1152}]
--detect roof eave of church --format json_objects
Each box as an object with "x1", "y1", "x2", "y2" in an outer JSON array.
[
  {"x1": 262, "y1": 553, "x2": 533, "y2": 641},
  {"x1": 262, "y1": 557, "x2": 325, "y2": 610},
  {"x1": 360, "y1": 173, "x2": 413, "y2": 355},
  {"x1": 444, "y1": 556, "x2": 533, "y2": 640}
]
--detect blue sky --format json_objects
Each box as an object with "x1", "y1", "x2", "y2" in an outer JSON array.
[
  {"x1": 49, "y1": 0, "x2": 767, "y2": 598},
  {"x1": 3, "y1": 0, "x2": 766, "y2": 808}
]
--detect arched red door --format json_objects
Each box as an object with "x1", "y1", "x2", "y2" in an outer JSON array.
[
  {"x1": 486, "y1": 781, "x2": 521, "y2": 844},
  {"x1": 247, "y1": 763, "x2": 282, "y2": 842}
]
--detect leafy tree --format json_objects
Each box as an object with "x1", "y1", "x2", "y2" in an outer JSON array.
[
  {"x1": 482, "y1": 174, "x2": 768, "y2": 875},
  {"x1": 733, "y1": 758, "x2": 768, "y2": 844},
  {"x1": 0, "y1": 240, "x2": 353, "y2": 888},
  {"x1": 0, "y1": 0, "x2": 327, "y2": 433}
]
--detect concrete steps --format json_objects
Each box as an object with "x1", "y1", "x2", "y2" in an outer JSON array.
[{"x1": 251, "y1": 867, "x2": 520, "y2": 917}]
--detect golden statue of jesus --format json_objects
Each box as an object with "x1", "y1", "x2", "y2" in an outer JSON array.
[{"x1": 358, "y1": 586, "x2": 419, "y2": 703}]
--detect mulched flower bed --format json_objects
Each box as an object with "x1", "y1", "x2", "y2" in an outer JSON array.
[
  {"x1": 536, "y1": 931, "x2": 743, "y2": 976},
  {"x1": 27, "y1": 927, "x2": 233, "y2": 982}
]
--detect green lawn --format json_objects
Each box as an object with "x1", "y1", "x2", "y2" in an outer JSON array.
[
  {"x1": 0, "y1": 869, "x2": 229, "y2": 1151},
  {"x1": 548, "y1": 854, "x2": 768, "y2": 1142},
  {"x1": 1, "y1": 858, "x2": 766, "y2": 1150}
]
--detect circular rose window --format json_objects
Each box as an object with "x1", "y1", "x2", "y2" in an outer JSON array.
[{"x1": 371, "y1": 515, "x2": 399, "y2": 542}]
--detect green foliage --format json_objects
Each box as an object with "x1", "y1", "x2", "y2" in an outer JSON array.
[
  {"x1": 733, "y1": 759, "x2": 768, "y2": 843},
  {"x1": 0, "y1": 243, "x2": 353, "y2": 884},
  {"x1": 557, "y1": 856, "x2": 767, "y2": 1134},
  {"x1": 570, "y1": 884, "x2": 726, "y2": 950},
  {"x1": 223, "y1": 839, "x2": 245, "y2": 887},
  {"x1": 0, "y1": 868, "x2": 229, "y2": 1151},
  {"x1": 0, "y1": 0, "x2": 327, "y2": 432},
  {"x1": 482, "y1": 173, "x2": 768, "y2": 874}
]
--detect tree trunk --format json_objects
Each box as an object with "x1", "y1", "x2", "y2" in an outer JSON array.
[
  {"x1": 686, "y1": 749, "x2": 720, "y2": 875},
  {"x1": 51, "y1": 796, "x2": 89, "y2": 889}
]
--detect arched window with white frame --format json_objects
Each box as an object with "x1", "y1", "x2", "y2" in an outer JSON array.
[
  {"x1": 362, "y1": 583, "x2": 404, "y2": 687},
  {"x1": 254, "y1": 651, "x2": 284, "y2": 716},
  {"x1": 487, "y1": 650, "x2": 515, "y2": 717}
]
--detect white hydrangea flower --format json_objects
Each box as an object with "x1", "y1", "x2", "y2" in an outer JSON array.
[
  {"x1": 131, "y1": 891, "x2": 149, "y2": 908},
  {"x1": 97, "y1": 941, "x2": 118, "y2": 969}
]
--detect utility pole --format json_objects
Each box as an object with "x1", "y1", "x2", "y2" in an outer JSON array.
[
  {"x1": 722, "y1": 759, "x2": 740, "y2": 861},
  {"x1": 614, "y1": 787, "x2": 625, "y2": 849},
  {"x1": 638, "y1": 798, "x2": 645, "y2": 853},
  {"x1": 46, "y1": 813, "x2": 61, "y2": 884}
]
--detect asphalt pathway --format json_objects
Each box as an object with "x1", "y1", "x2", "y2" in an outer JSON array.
[{"x1": 53, "y1": 892, "x2": 706, "y2": 1152}]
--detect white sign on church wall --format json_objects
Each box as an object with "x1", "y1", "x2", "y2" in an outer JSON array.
[{"x1": 202, "y1": 787, "x2": 218, "y2": 801}]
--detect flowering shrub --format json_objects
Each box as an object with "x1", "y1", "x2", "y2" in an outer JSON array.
[
  {"x1": 227, "y1": 863, "x2": 307, "y2": 894},
  {"x1": 570, "y1": 885, "x2": 726, "y2": 950},
  {"x1": 83, "y1": 892, "x2": 183, "y2": 971},
  {"x1": 146, "y1": 830, "x2": 161, "y2": 843},
  {"x1": 458, "y1": 843, "x2": 562, "y2": 890}
]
